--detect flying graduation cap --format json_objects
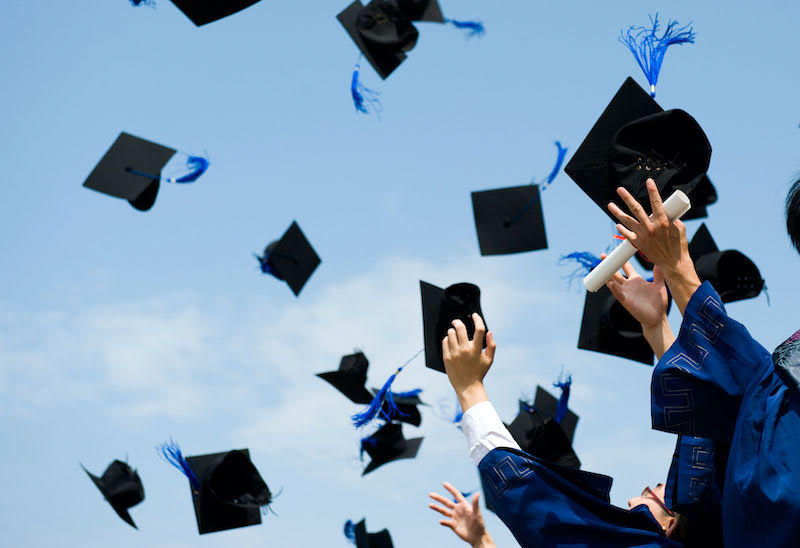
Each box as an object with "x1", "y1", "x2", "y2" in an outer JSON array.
[
  {"x1": 255, "y1": 221, "x2": 321, "y2": 296},
  {"x1": 81, "y1": 460, "x2": 145, "y2": 529},
  {"x1": 82, "y1": 132, "x2": 209, "y2": 211},
  {"x1": 420, "y1": 281, "x2": 487, "y2": 373},
  {"x1": 338, "y1": 0, "x2": 484, "y2": 114},
  {"x1": 471, "y1": 142, "x2": 567, "y2": 256},
  {"x1": 344, "y1": 518, "x2": 395, "y2": 548},
  {"x1": 507, "y1": 384, "x2": 581, "y2": 469},
  {"x1": 360, "y1": 421, "x2": 423, "y2": 475},
  {"x1": 159, "y1": 441, "x2": 273, "y2": 535},
  {"x1": 130, "y1": 0, "x2": 264, "y2": 27},
  {"x1": 689, "y1": 223, "x2": 764, "y2": 303}
]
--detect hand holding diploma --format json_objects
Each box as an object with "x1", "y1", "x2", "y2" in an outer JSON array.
[{"x1": 584, "y1": 182, "x2": 691, "y2": 292}]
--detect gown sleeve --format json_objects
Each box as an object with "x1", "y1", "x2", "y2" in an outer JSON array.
[{"x1": 651, "y1": 282, "x2": 772, "y2": 440}]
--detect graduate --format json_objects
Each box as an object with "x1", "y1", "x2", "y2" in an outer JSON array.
[
  {"x1": 429, "y1": 313, "x2": 688, "y2": 547},
  {"x1": 604, "y1": 177, "x2": 800, "y2": 548}
]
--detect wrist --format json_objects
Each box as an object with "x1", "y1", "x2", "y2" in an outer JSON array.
[
  {"x1": 641, "y1": 317, "x2": 675, "y2": 361},
  {"x1": 456, "y1": 383, "x2": 489, "y2": 413},
  {"x1": 472, "y1": 531, "x2": 495, "y2": 548}
]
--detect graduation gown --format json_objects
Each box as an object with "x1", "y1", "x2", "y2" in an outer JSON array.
[
  {"x1": 652, "y1": 281, "x2": 800, "y2": 548},
  {"x1": 478, "y1": 447, "x2": 682, "y2": 548}
]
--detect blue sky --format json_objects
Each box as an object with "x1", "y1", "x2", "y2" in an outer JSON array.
[{"x1": 2, "y1": 0, "x2": 799, "y2": 546}]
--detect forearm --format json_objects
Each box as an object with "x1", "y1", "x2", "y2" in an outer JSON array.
[
  {"x1": 456, "y1": 383, "x2": 490, "y2": 414},
  {"x1": 473, "y1": 531, "x2": 496, "y2": 548},
  {"x1": 642, "y1": 317, "x2": 676, "y2": 360},
  {"x1": 662, "y1": 254, "x2": 702, "y2": 315}
]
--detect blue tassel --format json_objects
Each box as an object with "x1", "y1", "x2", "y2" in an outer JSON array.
[
  {"x1": 254, "y1": 252, "x2": 278, "y2": 277},
  {"x1": 351, "y1": 349, "x2": 424, "y2": 428},
  {"x1": 158, "y1": 439, "x2": 199, "y2": 491},
  {"x1": 359, "y1": 435, "x2": 378, "y2": 461},
  {"x1": 344, "y1": 520, "x2": 357, "y2": 543},
  {"x1": 540, "y1": 141, "x2": 568, "y2": 191},
  {"x1": 351, "y1": 62, "x2": 381, "y2": 115},
  {"x1": 171, "y1": 156, "x2": 209, "y2": 184},
  {"x1": 130, "y1": 0, "x2": 154, "y2": 5},
  {"x1": 619, "y1": 14, "x2": 696, "y2": 98},
  {"x1": 559, "y1": 252, "x2": 602, "y2": 285},
  {"x1": 553, "y1": 375, "x2": 572, "y2": 424},
  {"x1": 392, "y1": 388, "x2": 422, "y2": 400},
  {"x1": 446, "y1": 18, "x2": 485, "y2": 38},
  {"x1": 519, "y1": 399, "x2": 535, "y2": 414}
]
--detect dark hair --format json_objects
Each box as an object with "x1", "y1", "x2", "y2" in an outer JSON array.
[{"x1": 788, "y1": 178, "x2": 800, "y2": 254}]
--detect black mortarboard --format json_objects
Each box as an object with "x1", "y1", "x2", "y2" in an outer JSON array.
[
  {"x1": 420, "y1": 281, "x2": 487, "y2": 373},
  {"x1": 82, "y1": 460, "x2": 144, "y2": 529},
  {"x1": 689, "y1": 223, "x2": 764, "y2": 303},
  {"x1": 506, "y1": 398, "x2": 581, "y2": 469},
  {"x1": 396, "y1": 0, "x2": 445, "y2": 22},
  {"x1": 259, "y1": 221, "x2": 321, "y2": 296},
  {"x1": 369, "y1": 388, "x2": 423, "y2": 427},
  {"x1": 360, "y1": 422, "x2": 423, "y2": 475},
  {"x1": 532, "y1": 386, "x2": 578, "y2": 443},
  {"x1": 83, "y1": 132, "x2": 177, "y2": 211},
  {"x1": 337, "y1": 0, "x2": 419, "y2": 79},
  {"x1": 168, "y1": 0, "x2": 262, "y2": 26},
  {"x1": 317, "y1": 352, "x2": 374, "y2": 405},
  {"x1": 471, "y1": 185, "x2": 548, "y2": 256},
  {"x1": 578, "y1": 285, "x2": 658, "y2": 365},
  {"x1": 565, "y1": 78, "x2": 712, "y2": 222},
  {"x1": 348, "y1": 518, "x2": 395, "y2": 548},
  {"x1": 185, "y1": 449, "x2": 271, "y2": 535}
]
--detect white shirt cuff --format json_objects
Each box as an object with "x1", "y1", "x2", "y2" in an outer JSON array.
[{"x1": 461, "y1": 401, "x2": 521, "y2": 465}]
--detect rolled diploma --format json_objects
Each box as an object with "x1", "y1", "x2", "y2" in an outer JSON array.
[{"x1": 583, "y1": 190, "x2": 692, "y2": 293}]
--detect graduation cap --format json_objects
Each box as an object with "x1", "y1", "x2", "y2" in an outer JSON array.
[
  {"x1": 255, "y1": 221, "x2": 321, "y2": 296},
  {"x1": 81, "y1": 460, "x2": 144, "y2": 529},
  {"x1": 471, "y1": 185, "x2": 547, "y2": 256},
  {"x1": 317, "y1": 352, "x2": 374, "y2": 405},
  {"x1": 82, "y1": 132, "x2": 208, "y2": 211},
  {"x1": 369, "y1": 387, "x2": 423, "y2": 427},
  {"x1": 338, "y1": 0, "x2": 419, "y2": 80},
  {"x1": 689, "y1": 224, "x2": 764, "y2": 303},
  {"x1": 165, "y1": 1, "x2": 262, "y2": 27},
  {"x1": 578, "y1": 285, "x2": 663, "y2": 365},
  {"x1": 360, "y1": 422, "x2": 423, "y2": 475},
  {"x1": 396, "y1": 0, "x2": 444, "y2": 22},
  {"x1": 565, "y1": 78, "x2": 714, "y2": 224},
  {"x1": 506, "y1": 393, "x2": 581, "y2": 470},
  {"x1": 420, "y1": 281, "x2": 487, "y2": 373},
  {"x1": 345, "y1": 518, "x2": 394, "y2": 548}
]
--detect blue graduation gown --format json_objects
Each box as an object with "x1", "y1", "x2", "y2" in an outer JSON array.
[
  {"x1": 478, "y1": 447, "x2": 682, "y2": 548},
  {"x1": 652, "y1": 281, "x2": 800, "y2": 548}
]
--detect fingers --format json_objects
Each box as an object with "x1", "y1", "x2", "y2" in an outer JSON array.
[
  {"x1": 443, "y1": 482, "x2": 465, "y2": 503},
  {"x1": 472, "y1": 313, "x2": 487, "y2": 346},
  {"x1": 429, "y1": 503, "x2": 453, "y2": 519},
  {"x1": 429, "y1": 492, "x2": 456, "y2": 510},
  {"x1": 616, "y1": 223, "x2": 637, "y2": 243},
  {"x1": 607, "y1": 201, "x2": 640, "y2": 229},
  {"x1": 439, "y1": 519, "x2": 456, "y2": 530},
  {"x1": 610, "y1": 270, "x2": 626, "y2": 285},
  {"x1": 607, "y1": 279, "x2": 625, "y2": 303},
  {"x1": 447, "y1": 328, "x2": 458, "y2": 355},
  {"x1": 616, "y1": 186, "x2": 651, "y2": 225},
  {"x1": 646, "y1": 179, "x2": 667, "y2": 223},
  {"x1": 441, "y1": 336, "x2": 451, "y2": 363},
  {"x1": 483, "y1": 331, "x2": 496, "y2": 363},
  {"x1": 472, "y1": 493, "x2": 481, "y2": 514},
  {"x1": 621, "y1": 261, "x2": 638, "y2": 279},
  {"x1": 452, "y1": 319, "x2": 469, "y2": 346}
]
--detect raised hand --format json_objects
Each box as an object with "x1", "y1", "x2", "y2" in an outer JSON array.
[
  {"x1": 605, "y1": 256, "x2": 669, "y2": 330},
  {"x1": 442, "y1": 313, "x2": 496, "y2": 412},
  {"x1": 429, "y1": 482, "x2": 495, "y2": 548}
]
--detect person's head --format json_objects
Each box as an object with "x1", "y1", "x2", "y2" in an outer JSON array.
[
  {"x1": 787, "y1": 178, "x2": 800, "y2": 255},
  {"x1": 628, "y1": 483, "x2": 687, "y2": 540}
]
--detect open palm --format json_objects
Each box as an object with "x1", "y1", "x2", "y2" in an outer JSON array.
[
  {"x1": 606, "y1": 257, "x2": 669, "y2": 329},
  {"x1": 429, "y1": 482, "x2": 486, "y2": 544}
]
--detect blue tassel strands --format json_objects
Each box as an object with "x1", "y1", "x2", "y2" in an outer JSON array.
[
  {"x1": 170, "y1": 156, "x2": 209, "y2": 183},
  {"x1": 351, "y1": 60, "x2": 381, "y2": 116},
  {"x1": 446, "y1": 19, "x2": 485, "y2": 38},
  {"x1": 351, "y1": 349, "x2": 424, "y2": 428},
  {"x1": 130, "y1": 0, "x2": 154, "y2": 6},
  {"x1": 619, "y1": 14, "x2": 696, "y2": 98},
  {"x1": 505, "y1": 141, "x2": 568, "y2": 227},
  {"x1": 553, "y1": 374, "x2": 572, "y2": 424},
  {"x1": 344, "y1": 519, "x2": 357, "y2": 543},
  {"x1": 253, "y1": 252, "x2": 278, "y2": 278},
  {"x1": 158, "y1": 438, "x2": 200, "y2": 492},
  {"x1": 559, "y1": 251, "x2": 601, "y2": 286}
]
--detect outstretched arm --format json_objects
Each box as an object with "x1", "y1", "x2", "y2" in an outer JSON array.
[
  {"x1": 443, "y1": 313, "x2": 496, "y2": 413},
  {"x1": 429, "y1": 482, "x2": 496, "y2": 548},
  {"x1": 607, "y1": 178, "x2": 702, "y2": 315}
]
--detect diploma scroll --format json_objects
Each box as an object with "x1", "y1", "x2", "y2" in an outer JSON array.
[{"x1": 583, "y1": 190, "x2": 692, "y2": 293}]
